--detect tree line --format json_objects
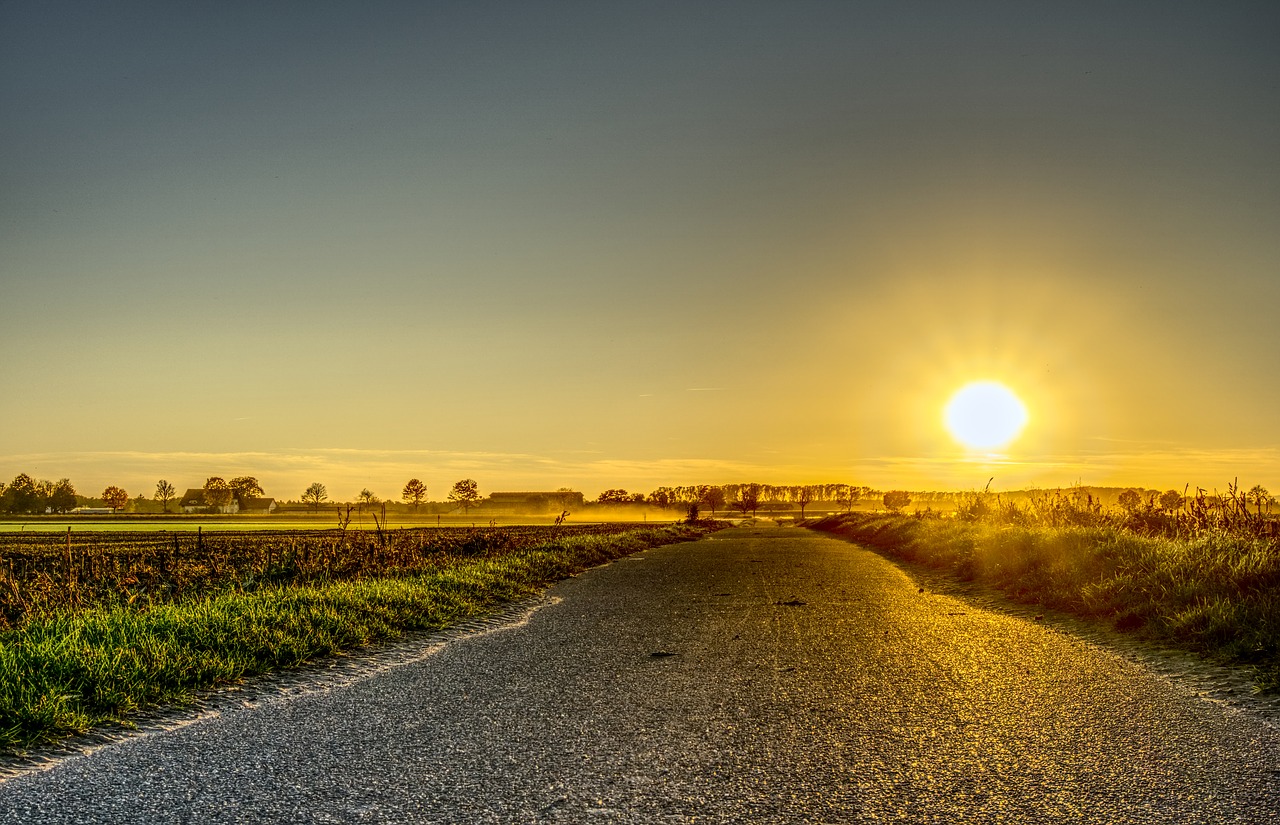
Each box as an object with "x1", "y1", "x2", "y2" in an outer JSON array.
[{"x1": 0, "y1": 473, "x2": 890, "y2": 517}]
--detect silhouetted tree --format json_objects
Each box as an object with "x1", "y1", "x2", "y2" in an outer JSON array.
[
  {"x1": 402, "y1": 478, "x2": 428, "y2": 510},
  {"x1": 48, "y1": 479, "x2": 78, "y2": 513},
  {"x1": 154, "y1": 479, "x2": 177, "y2": 513},
  {"x1": 597, "y1": 489, "x2": 632, "y2": 505},
  {"x1": 796, "y1": 486, "x2": 815, "y2": 518},
  {"x1": 836, "y1": 484, "x2": 861, "y2": 512},
  {"x1": 882, "y1": 490, "x2": 911, "y2": 512},
  {"x1": 732, "y1": 484, "x2": 761, "y2": 516},
  {"x1": 700, "y1": 486, "x2": 726, "y2": 517},
  {"x1": 449, "y1": 479, "x2": 482, "y2": 513},
  {"x1": 302, "y1": 482, "x2": 328, "y2": 512},
  {"x1": 1248, "y1": 485, "x2": 1272, "y2": 516},
  {"x1": 229, "y1": 476, "x2": 263, "y2": 505},
  {"x1": 3, "y1": 474, "x2": 39, "y2": 514},
  {"x1": 1159, "y1": 489, "x2": 1183, "y2": 512},
  {"x1": 1117, "y1": 489, "x2": 1142, "y2": 511},
  {"x1": 203, "y1": 477, "x2": 233, "y2": 510}
]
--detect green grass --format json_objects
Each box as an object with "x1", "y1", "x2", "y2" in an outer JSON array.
[
  {"x1": 0, "y1": 526, "x2": 712, "y2": 752},
  {"x1": 809, "y1": 513, "x2": 1280, "y2": 690}
]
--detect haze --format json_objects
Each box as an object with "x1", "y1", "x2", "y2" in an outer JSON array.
[{"x1": 3, "y1": 1, "x2": 1278, "y2": 500}]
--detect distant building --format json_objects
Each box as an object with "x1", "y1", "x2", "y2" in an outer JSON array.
[
  {"x1": 238, "y1": 497, "x2": 278, "y2": 514},
  {"x1": 179, "y1": 488, "x2": 238, "y2": 514},
  {"x1": 177, "y1": 489, "x2": 276, "y2": 514},
  {"x1": 69, "y1": 507, "x2": 116, "y2": 515},
  {"x1": 483, "y1": 491, "x2": 584, "y2": 513}
]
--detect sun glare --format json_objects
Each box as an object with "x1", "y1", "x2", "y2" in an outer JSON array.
[{"x1": 944, "y1": 381, "x2": 1029, "y2": 450}]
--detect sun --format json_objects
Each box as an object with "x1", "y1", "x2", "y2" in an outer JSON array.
[{"x1": 943, "y1": 381, "x2": 1029, "y2": 450}]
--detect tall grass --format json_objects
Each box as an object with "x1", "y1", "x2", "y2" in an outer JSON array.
[
  {"x1": 0, "y1": 526, "x2": 712, "y2": 752},
  {"x1": 810, "y1": 510, "x2": 1280, "y2": 690}
]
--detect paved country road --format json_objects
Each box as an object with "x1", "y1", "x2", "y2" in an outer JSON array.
[{"x1": 3, "y1": 525, "x2": 1279, "y2": 823}]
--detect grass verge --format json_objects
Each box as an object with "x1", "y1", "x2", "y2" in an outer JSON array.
[
  {"x1": 809, "y1": 513, "x2": 1279, "y2": 691},
  {"x1": 0, "y1": 525, "x2": 712, "y2": 753}
]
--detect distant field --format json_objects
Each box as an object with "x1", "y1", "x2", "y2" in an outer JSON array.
[{"x1": 0, "y1": 514, "x2": 681, "y2": 532}]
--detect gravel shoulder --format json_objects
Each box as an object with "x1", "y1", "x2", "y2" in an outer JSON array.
[{"x1": 3, "y1": 525, "x2": 1279, "y2": 823}]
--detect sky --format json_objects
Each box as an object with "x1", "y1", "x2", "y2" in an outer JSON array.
[{"x1": 2, "y1": 1, "x2": 1278, "y2": 502}]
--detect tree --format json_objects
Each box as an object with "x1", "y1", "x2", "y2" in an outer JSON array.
[
  {"x1": 402, "y1": 478, "x2": 428, "y2": 510},
  {"x1": 732, "y1": 484, "x2": 761, "y2": 516},
  {"x1": 882, "y1": 490, "x2": 912, "y2": 512},
  {"x1": 1117, "y1": 489, "x2": 1142, "y2": 511},
  {"x1": 302, "y1": 482, "x2": 328, "y2": 512},
  {"x1": 796, "y1": 486, "x2": 815, "y2": 518},
  {"x1": 155, "y1": 479, "x2": 177, "y2": 513},
  {"x1": 4, "y1": 473, "x2": 38, "y2": 514},
  {"x1": 448, "y1": 479, "x2": 482, "y2": 513},
  {"x1": 700, "y1": 486, "x2": 726, "y2": 517},
  {"x1": 1248, "y1": 485, "x2": 1272, "y2": 516},
  {"x1": 597, "y1": 489, "x2": 632, "y2": 505},
  {"x1": 229, "y1": 476, "x2": 264, "y2": 505},
  {"x1": 1159, "y1": 489, "x2": 1183, "y2": 512},
  {"x1": 48, "y1": 479, "x2": 78, "y2": 513},
  {"x1": 836, "y1": 484, "x2": 861, "y2": 513},
  {"x1": 203, "y1": 477, "x2": 233, "y2": 510},
  {"x1": 102, "y1": 486, "x2": 129, "y2": 512},
  {"x1": 356, "y1": 488, "x2": 380, "y2": 509}
]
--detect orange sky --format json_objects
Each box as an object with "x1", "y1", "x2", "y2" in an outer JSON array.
[{"x1": 2, "y1": 2, "x2": 1277, "y2": 501}]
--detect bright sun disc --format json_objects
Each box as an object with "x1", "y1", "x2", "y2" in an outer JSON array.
[{"x1": 944, "y1": 381, "x2": 1028, "y2": 449}]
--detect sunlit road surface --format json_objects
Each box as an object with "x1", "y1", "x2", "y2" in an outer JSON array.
[{"x1": 4, "y1": 526, "x2": 1279, "y2": 824}]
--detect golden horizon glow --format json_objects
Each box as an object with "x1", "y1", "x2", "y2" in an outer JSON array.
[{"x1": 944, "y1": 382, "x2": 1030, "y2": 451}]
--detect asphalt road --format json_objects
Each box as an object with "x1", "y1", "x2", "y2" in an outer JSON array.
[{"x1": 3, "y1": 524, "x2": 1279, "y2": 823}]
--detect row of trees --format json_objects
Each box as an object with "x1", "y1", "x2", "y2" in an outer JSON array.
[
  {"x1": 295, "y1": 479, "x2": 484, "y2": 513},
  {"x1": 0, "y1": 474, "x2": 270, "y2": 514},
  {"x1": 594, "y1": 483, "x2": 882, "y2": 517},
  {"x1": 1, "y1": 473, "x2": 881, "y2": 518},
  {"x1": 0, "y1": 474, "x2": 81, "y2": 514},
  {"x1": 13, "y1": 470, "x2": 1262, "y2": 520},
  {"x1": 1117, "y1": 485, "x2": 1272, "y2": 516}
]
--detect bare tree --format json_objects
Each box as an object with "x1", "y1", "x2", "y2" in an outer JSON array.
[
  {"x1": 700, "y1": 486, "x2": 726, "y2": 517},
  {"x1": 302, "y1": 482, "x2": 328, "y2": 512},
  {"x1": 732, "y1": 484, "x2": 761, "y2": 516},
  {"x1": 796, "y1": 486, "x2": 815, "y2": 519},
  {"x1": 836, "y1": 484, "x2": 861, "y2": 513},
  {"x1": 154, "y1": 479, "x2": 177, "y2": 513}
]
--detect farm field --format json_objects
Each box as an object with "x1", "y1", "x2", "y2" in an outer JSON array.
[
  {"x1": 0, "y1": 515, "x2": 681, "y2": 533},
  {"x1": 0, "y1": 522, "x2": 721, "y2": 751}
]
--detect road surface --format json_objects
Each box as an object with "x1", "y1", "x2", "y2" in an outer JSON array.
[{"x1": 2, "y1": 524, "x2": 1279, "y2": 823}]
